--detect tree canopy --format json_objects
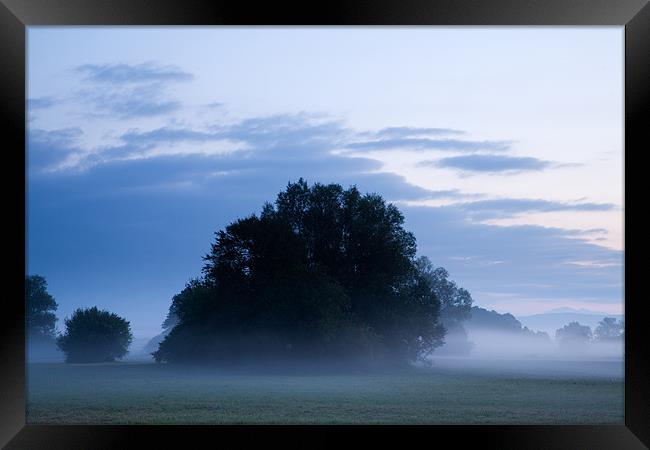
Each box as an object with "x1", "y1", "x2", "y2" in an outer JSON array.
[
  {"x1": 466, "y1": 306, "x2": 550, "y2": 343},
  {"x1": 26, "y1": 275, "x2": 58, "y2": 342},
  {"x1": 594, "y1": 317, "x2": 624, "y2": 342},
  {"x1": 416, "y1": 257, "x2": 473, "y2": 354},
  {"x1": 57, "y1": 307, "x2": 133, "y2": 363},
  {"x1": 555, "y1": 321, "x2": 592, "y2": 348},
  {"x1": 154, "y1": 179, "x2": 446, "y2": 365},
  {"x1": 467, "y1": 306, "x2": 522, "y2": 333}
]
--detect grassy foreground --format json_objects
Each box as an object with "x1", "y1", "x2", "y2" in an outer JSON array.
[{"x1": 26, "y1": 361, "x2": 623, "y2": 424}]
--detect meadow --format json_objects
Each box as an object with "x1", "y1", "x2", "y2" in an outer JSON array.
[{"x1": 26, "y1": 359, "x2": 624, "y2": 425}]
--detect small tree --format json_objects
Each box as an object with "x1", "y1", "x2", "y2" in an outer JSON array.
[
  {"x1": 26, "y1": 275, "x2": 58, "y2": 342},
  {"x1": 594, "y1": 317, "x2": 624, "y2": 342},
  {"x1": 57, "y1": 307, "x2": 133, "y2": 363}
]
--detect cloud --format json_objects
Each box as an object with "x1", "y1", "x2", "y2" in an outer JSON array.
[
  {"x1": 404, "y1": 204, "x2": 623, "y2": 304},
  {"x1": 76, "y1": 62, "x2": 193, "y2": 84},
  {"x1": 219, "y1": 114, "x2": 351, "y2": 150},
  {"x1": 28, "y1": 128, "x2": 84, "y2": 171},
  {"x1": 453, "y1": 198, "x2": 616, "y2": 220},
  {"x1": 373, "y1": 127, "x2": 465, "y2": 138},
  {"x1": 74, "y1": 62, "x2": 193, "y2": 119},
  {"x1": 401, "y1": 196, "x2": 617, "y2": 221},
  {"x1": 77, "y1": 114, "x2": 352, "y2": 168},
  {"x1": 564, "y1": 260, "x2": 622, "y2": 269},
  {"x1": 28, "y1": 113, "x2": 450, "y2": 209},
  {"x1": 119, "y1": 127, "x2": 219, "y2": 146},
  {"x1": 28, "y1": 97, "x2": 56, "y2": 110},
  {"x1": 345, "y1": 138, "x2": 512, "y2": 152},
  {"x1": 30, "y1": 127, "x2": 82, "y2": 147},
  {"x1": 90, "y1": 114, "x2": 351, "y2": 161},
  {"x1": 425, "y1": 154, "x2": 552, "y2": 173},
  {"x1": 460, "y1": 198, "x2": 615, "y2": 213},
  {"x1": 29, "y1": 112, "x2": 616, "y2": 225},
  {"x1": 79, "y1": 84, "x2": 182, "y2": 119}
]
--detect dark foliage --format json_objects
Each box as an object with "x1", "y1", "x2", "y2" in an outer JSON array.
[
  {"x1": 141, "y1": 296, "x2": 182, "y2": 357},
  {"x1": 154, "y1": 179, "x2": 445, "y2": 364},
  {"x1": 57, "y1": 307, "x2": 133, "y2": 363},
  {"x1": 416, "y1": 257, "x2": 474, "y2": 355},
  {"x1": 26, "y1": 275, "x2": 58, "y2": 343}
]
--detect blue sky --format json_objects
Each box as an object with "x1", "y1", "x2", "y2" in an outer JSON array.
[{"x1": 27, "y1": 27, "x2": 624, "y2": 338}]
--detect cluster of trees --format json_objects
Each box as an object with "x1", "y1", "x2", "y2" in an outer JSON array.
[
  {"x1": 28, "y1": 180, "x2": 477, "y2": 366},
  {"x1": 153, "y1": 179, "x2": 473, "y2": 365},
  {"x1": 26, "y1": 275, "x2": 132, "y2": 363},
  {"x1": 30, "y1": 179, "x2": 621, "y2": 366},
  {"x1": 555, "y1": 318, "x2": 624, "y2": 349},
  {"x1": 467, "y1": 306, "x2": 551, "y2": 342}
]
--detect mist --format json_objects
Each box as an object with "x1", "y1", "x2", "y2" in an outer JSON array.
[{"x1": 430, "y1": 329, "x2": 623, "y2": 379}]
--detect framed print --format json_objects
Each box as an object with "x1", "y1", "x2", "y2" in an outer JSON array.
[{"x1": 1, "y1": 0, "x2": 648, "y2": 448}]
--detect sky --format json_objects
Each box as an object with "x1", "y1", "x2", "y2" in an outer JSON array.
[{"x1": 26, "y1": 27, "x2": 624, "y2": 339}]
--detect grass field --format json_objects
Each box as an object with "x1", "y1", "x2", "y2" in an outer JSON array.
[{"x1": 26, "y1": 360, "x2": 624, "y2": 424}]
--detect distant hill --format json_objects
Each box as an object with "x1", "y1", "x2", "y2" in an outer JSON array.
[
  {"x1": 544, "y1": 307, "x2": 618, "y2": 315},
  {"x1": 517, "y1": 312, "x2": 623, "y2": 336}
]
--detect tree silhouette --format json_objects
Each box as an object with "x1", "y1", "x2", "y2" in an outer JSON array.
[
  {"x1": 57, "y1": 307, "x2": 133, "y2": 363},
  {"x1": 416, "y1": 257, "x2": 473, "y2": 354},
  {"x1": 26, "y1": 275, "x2": 58, "y2": 343},
  {"x1": 555, "y1": 321, "x2": 592, "y2": 350},
  {"x1": 468, "y1": 307, "x2": 523, "y2": 333},
  {"x1": 154, "y1": 179, "x2": 446, "y2": 365},
  {"x1": 594, "y1": 317, "x2": 624, "y2": 342}
]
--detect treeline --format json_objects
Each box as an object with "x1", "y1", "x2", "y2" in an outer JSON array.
[
  {"x1": 29, "y1": 179, "x2": 622, "y2": 365},
  {"x1": 439, "y1": 305, "x2": 623, "y2": 356},
  {"x1": 28, "y1": 180, "x2": 475, "y2": 365},
  {"x1": 555, "y1": 319, "x2": 624, "y2": 348}
]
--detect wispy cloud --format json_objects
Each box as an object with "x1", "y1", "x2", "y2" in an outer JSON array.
[
  {"x1": 28, "y1": 127, "x2": 85, "y2": 171},
  {"x1": 76, "y1": 62, "x2": 193, "y2": 84},
  {"x1": 455, "y1": 198, "x2": 615, "y2": 218},
  {"x1": 79, "y1": 84, "x2": 182, "y2": 119},
  {"x1": 345, "y1": 138, "x2": 512, "y2": 152},
  {"x1": 373, "y1": 127, "x2": 465, "y2": 138},
  {"x1": 424, "y1": 154, "x2": 552, "y2": 173},
  {"x1": 564, "y1": 260, "x2": 622, "y2": 269},
  {"x1": 28, "y1": 97, "x2": 57, "y2": 110},
  {"x1": 30, "y1": 127, "x2": 82, "y2": 146},
  {"x1": 74, "y1": 62, "x2": 193, "y2": 119},
  {"x1": 401, "y1": 197, "x2": 616, "y2": 220}
]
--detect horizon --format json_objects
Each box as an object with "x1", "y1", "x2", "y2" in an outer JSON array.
[{"x1": 27, "y1": 27, "x2": 624, "y2": 339}]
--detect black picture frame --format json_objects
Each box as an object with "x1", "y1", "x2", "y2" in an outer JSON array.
[{"x1": 1, "y1": 1, "x2": 648, "y2": 448}]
